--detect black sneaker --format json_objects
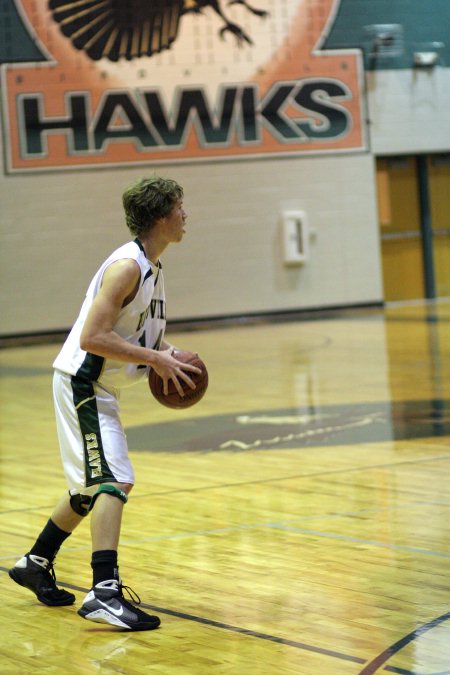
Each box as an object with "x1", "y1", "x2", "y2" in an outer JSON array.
[
  {"x1": 78, "y1": 579, "x2": 161, "y2": 631},
  {"x1": 9, "y1": 554, "x2": 75, "y2": 606}
]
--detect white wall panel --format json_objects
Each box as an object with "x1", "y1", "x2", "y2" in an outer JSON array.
[
  {"x1": 0, "y1": 148, "x2": 382, "y2": 335},
  {"x1": 367, "y1": 68, "x2": 450, "y2": 155}
]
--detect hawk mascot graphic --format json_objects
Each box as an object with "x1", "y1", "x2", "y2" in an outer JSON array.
[{"x1": 48, "y1": 0, "x2": 269, "y2": 61}]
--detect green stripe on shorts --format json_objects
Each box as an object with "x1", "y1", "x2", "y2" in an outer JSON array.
[{"x1": 71, "y1": 376, "x2": 116, "y2": 487}]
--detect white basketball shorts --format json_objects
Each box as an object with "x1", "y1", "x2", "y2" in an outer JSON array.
[{"x1": 53, "y1": 370, "x2": 135, "y2": 495}]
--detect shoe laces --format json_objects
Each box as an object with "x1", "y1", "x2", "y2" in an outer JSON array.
[
  {"x1": 32, "y1": 558, "x2": 56, "y2": 584},
  {"x1": 31, "y1": 555, "x2": 57, "y2": 582},
  {"x1": 47, "y1": 562, "x2": 57, "y2": 582},
  {"x1": 120, "y1": 583, "x2": 141, "y2": 605}
]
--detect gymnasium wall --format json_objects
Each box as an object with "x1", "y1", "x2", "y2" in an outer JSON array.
[
  {"x1": 0, "y1": 0, "x2": 448, "y2": 336},
  {"x1": 325, "y1": 0, "x2": 450, "y2": 155}
]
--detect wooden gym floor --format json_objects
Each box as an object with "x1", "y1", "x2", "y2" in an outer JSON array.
[{"x1": 0, "y1": 301, "x2": 449, "y2": 674}]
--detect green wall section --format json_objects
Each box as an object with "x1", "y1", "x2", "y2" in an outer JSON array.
[
  {"x1": 324, "y1": 0, "x2": 449, "y2": 69},
  {"x1": 0, "y1": 1, "x2": 45, "y2": 62},
  {"x1": 0, "y1": 0, "x2": 448, "y2": 67}
]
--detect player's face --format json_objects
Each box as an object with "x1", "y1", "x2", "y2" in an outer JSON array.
[{"x1": 163, "y1": 199, "x2": 187, "y2": 242}]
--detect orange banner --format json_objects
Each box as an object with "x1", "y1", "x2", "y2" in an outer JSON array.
[{"x1": 1, "y1": 0, "x2": 366, "y2": 172}]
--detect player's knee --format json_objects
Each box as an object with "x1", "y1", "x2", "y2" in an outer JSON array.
[{"x1": 88, "y1": 483, "x2": 130, "y2": 511}]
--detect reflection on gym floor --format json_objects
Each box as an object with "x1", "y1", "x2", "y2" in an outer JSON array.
[{"x1": 1, "y1": 301, "x2": 449, "y2": 673}]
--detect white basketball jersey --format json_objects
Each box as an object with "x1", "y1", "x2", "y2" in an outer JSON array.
[{"x1": 53, "y1": 239, "x2": 166, "y2": 390}]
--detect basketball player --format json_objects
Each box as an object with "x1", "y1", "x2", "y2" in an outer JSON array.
[{"x1": 9, "y1": 176, "x2": 201, "y2": 631}]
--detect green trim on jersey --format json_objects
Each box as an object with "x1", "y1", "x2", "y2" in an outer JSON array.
[
  {"x1": 76, "y1": 352, "x2": 105, "y2": 382},
  {"x1": 71, "y1": 376, "x2": 116, "y2": 487}
]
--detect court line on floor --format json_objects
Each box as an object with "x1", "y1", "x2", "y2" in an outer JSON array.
[
  {"x1": 1, "y1": 499, "x2": 449, "y2": 561},
  {"x1": 357, "y1": 611, "x2": 450, "y2": 675},
  {"x1": 0, "y1": 565, "x2": 383, "y2": 670},
  {"x1": 0, "y1": 456, "x2": 448, "y2": 519},
  {"x1": 3, "y1": 519, "x2": 447, "y2": 562},
  {"x1": 262, "y1": 525, "x2": 450, "y2": 559},
  {"x1": 108, "y1": 521, "x2": 450, "y2": 560},
  {"x1": 0, "y1": 565, "x2": 433, "y2": 675},
  {"x1": 1, "y1": 496, "x2": 449, "y2": 521},
  {"x1": 134, "y1": 453, "x2": 450, "y2": 498}
]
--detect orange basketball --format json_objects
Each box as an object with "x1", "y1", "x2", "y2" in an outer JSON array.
[{"x1": 148, "y1": 350, "x2": 208, "y2": 409}]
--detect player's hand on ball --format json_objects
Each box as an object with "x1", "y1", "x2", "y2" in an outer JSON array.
[
  {"x1": 149, "y1": 349, "x2": 209, "y2": 409},
  {"x1": 150, "y1": 349, "x2": 201, "y2": 397}
]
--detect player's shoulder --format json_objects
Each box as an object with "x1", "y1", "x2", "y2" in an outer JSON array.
[
  {"x1": 102, "y1": 241, "x2": 142, "y2": 274},
  {"x1": 104, "y1": 256, "x2": 141, "y2": 282},
  {"x1": 100, "y1": 257, "x2": 141, "y2": 303}
]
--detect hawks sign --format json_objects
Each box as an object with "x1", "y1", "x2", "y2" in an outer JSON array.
[{"x1": 1, "y1": 0, "x2": 366, "y2": 172}]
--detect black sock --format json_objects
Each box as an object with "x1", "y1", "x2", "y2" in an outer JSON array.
[
  {"x1": 28, "y1": 519, "x2": 71, "y2": 562},
  {"x1": 91, "y1": 550, "x2": 119, "y2": 586}
]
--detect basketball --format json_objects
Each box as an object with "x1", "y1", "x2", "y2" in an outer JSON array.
[{"x1": 148, "y1": 349, "x2": 208, "y2": 409}]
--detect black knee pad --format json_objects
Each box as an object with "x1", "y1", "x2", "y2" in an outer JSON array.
[{"x1": 69, "y1": 493, "x2": 92, "y2": 516}]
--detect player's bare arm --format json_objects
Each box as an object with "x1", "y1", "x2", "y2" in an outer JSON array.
[{"x1": 80, "y1": 259, "x2": 200, "y2": 396}]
